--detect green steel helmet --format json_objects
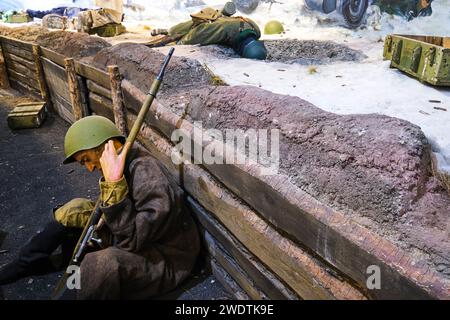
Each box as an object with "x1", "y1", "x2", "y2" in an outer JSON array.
[
  {"x1": 264, "y1": 20, "x2": 284, "y2": 35},
  {"x1": 63, "y1": 115, "x2": 125, "y2": 164},
  {"x1": 235, "y1": 30, "x2": 267, "y2": 60}
]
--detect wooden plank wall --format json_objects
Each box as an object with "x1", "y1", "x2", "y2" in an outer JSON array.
[
  {"x1": 0, "y1": 36, "x2": 41, "y2": 98},
  {"x1": 39, "y1": 47, "x2": 89, "y2": 123}
]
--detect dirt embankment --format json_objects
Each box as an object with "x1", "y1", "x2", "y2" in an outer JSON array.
[
  {"x1": 0, "y1": 26, "x2": 110, "y2": 59},
  {"x1": 35, "y1": 31, "x2": 111, "y2": 58},
  {"x1": 163, "y1": 85, "x2": 450, "y2": 275},
  {"x1": 91, "y1": 43, "x2": 215, "y2": 97},
  {"x1": 0, "y1": 25, "x2": 49, "y2": 42}
]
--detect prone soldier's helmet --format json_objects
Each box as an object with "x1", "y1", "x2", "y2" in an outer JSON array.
[
  {"x1": 63, "y1": 115, "x2": 125, "y2": 164},
  {"x1": 264, "y1": 20, "x2": 284, "y2": 35},
  {"x1": 241, "y1": 40, "x2": 267, "y2": 60},
  {"x1": 235, "y1": 29, "x2": 268, "y2": 60}
]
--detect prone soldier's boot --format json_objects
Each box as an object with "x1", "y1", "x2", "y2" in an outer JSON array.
[{"x1": 0, "y1": 221, "x2": 78, "y2": 285}]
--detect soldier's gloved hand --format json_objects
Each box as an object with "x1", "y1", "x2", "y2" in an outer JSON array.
[{"x1": 99, "y1": 140, "x2": 131, "y2": 182}]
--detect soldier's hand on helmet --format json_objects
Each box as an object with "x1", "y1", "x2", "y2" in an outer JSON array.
[{"x1": 99, "y1": 140, "x2": 131, "y2": 182}]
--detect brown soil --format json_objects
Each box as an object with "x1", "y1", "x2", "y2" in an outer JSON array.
[
  {"x1": 0, "y1": 25, "x2": 49, "y2": 42},
  {"x1": 35, "y1": 31, "x2": 110, "y2": 59},
  {"x1": 163, "y1": 85, "x2": 450, "y2": 275},
  {"x1": 0, "y1": 26, "x2": 110, "y2": 59},
  {"x1": 90, "y1": 43, "x2": 215, "y2": 97}
]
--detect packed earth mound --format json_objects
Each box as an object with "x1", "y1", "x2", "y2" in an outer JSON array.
[
  {"x1": 0, "y1": 25, "x2": 49, "y2": 42},
  {"x1": 0, "y1": 26, "x2": 111, "y2": 59},
  {"x1": 162, "y1": 85, "x2": 450, "y2": 275},
  {"x1": 35, "y1": 31, "x2": 111, "y2": 59},
  {"x1": 91, "y1": 42, "x2": 215, "y2": 97}
]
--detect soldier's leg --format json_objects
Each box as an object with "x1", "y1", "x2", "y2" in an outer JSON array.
[
  {"x1": 0, "y1": 198, "x2": 93, "y2": 285},
  {"x1": 78, "y1": 247, "x2": 166, "y2": 299}
]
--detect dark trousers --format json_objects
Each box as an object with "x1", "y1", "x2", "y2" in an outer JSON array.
[{"x1": 1, "y1": 221, "x2": 81, "y2": 282}]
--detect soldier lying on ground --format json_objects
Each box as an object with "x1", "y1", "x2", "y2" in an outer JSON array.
[
  {"x1": 0, "y1": 116, "x2": 200, "y2": 299},
  {"x1": 150, "y1": 4, "x2": 268, "y2": 60}
]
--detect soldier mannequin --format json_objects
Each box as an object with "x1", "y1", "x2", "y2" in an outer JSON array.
[
  {"x1": 151, "y1": 4, "x2": 268, "y2": 60},
  {"x1": 0, "y1": 116, "x2": 200, "y2": 299}
]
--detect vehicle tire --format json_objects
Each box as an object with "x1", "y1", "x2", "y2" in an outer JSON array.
[{"x1": 341, "y1": 0, "x2": 369, "y2": 28}]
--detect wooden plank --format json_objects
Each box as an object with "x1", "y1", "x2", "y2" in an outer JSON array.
[
  {"x1": 3, "y1": 51, "x2": 36, "y2": 71},
  {"x1": 8, "y1": 78, "x2": 40, "y2": 98},
  {"x1": 52, "y1": 93, "x2": 75, "y2": 124},
  {"x1": 0, "y1": 43, "x2": 10, "y2": 88},
  {"x1": 41, "y1": 57, "x2": 71, "y2": 102},
  {"x1": 108, "y1": 65, "x2": 127, "y2": 135},
  {"x1": 74, "y1": 61, "x2": 111, "y2": 89},
  {"x1": 78, "y1": 76, "x2": 90, "y2": 117},
  {"x1": 204, "y1": 231, "x2": 268, "y2": 300},
  {"x1": 201, "y1": 157, "x2": 443, "y2": 300},
  {"x1": 7, "y1": 68, "x2": 40, "y2": 91},
  {"x1": 211, "y1": 259, "x2": 250, "y2": 300},
  {"x1": 32, "y1": 45, "x2": 51, "y2": 103},
  {"x1": 189, "y1": 196, "x2": 299, "y2": 300},
  {"x1": 1, "y1": 43, "x2": 34, "y2": 61},
  {"x1": 129, "y1": 117, "x2": 366, "y2": 300},
  {"x1": 87, "y1": 80, "x2": 112, "y2": 100},
  {"x1": 88, "y1": 92, "x2": 114, "y2": 120},
  {"x1": 0, "y1": 36, "x2": 34, "y2": 52},
  {"x1": 65, "y1": 58, "x2": 83, "y2": 121},
  {"x1": 4, "y1": 58, "x2": 38, "y2": 80},
  {"x1": 40, "y1": 47, "x2": 65, "y2": 67}
]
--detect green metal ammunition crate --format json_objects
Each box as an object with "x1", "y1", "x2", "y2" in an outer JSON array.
[
  {"x1": 7, "y1": 102, "x2": 47, "y2": 130},
  {"x1": 383, "y1": 34, "x2": 450, "y2": 86},
  {"x1": 91, "y1": 23, "x2": 126, "y2": 37},
  {"x1": 4, "y1": 13, "x2": 33, "y2": 23}
]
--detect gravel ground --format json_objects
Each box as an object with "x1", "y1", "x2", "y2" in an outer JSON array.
[
  {"x1": 195, "y1": 39, "x2": 367, "y2": 65},
  {"x1": 264, "y1": 39, "x2": 367, "y2": 64}
]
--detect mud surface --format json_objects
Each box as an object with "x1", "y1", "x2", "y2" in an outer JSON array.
[
  {"x1": 91, "y1": 43, "x2": 215, "y2": 97},
  {"x1": 163, "y1": 85, "x2": 450, "y2": 275}
]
